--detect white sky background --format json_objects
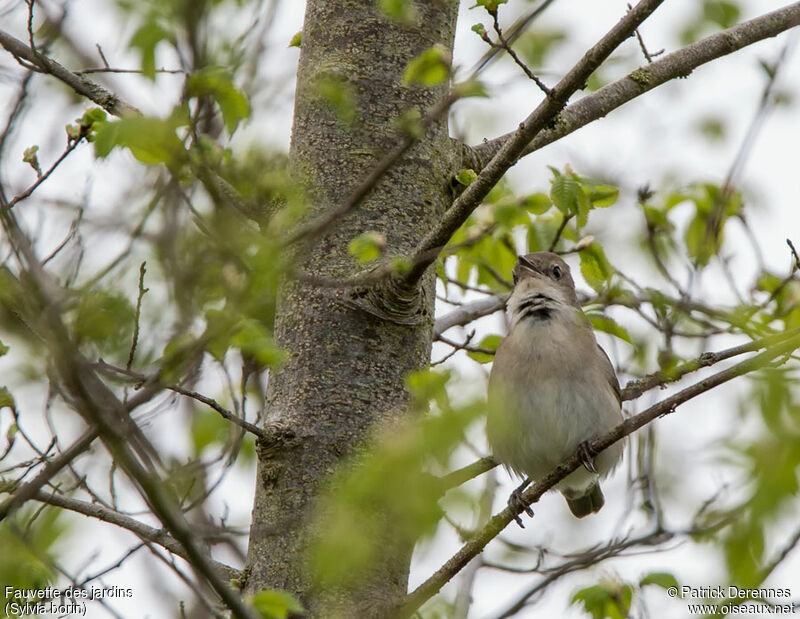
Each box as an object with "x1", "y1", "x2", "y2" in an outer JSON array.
[{"x1": 1, "y1": 0, "x2": 799, "y2": 617}]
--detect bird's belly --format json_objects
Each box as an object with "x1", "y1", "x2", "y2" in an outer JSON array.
[{"x1": 487, "y1": 376, "x2": 622, "y2": 483}]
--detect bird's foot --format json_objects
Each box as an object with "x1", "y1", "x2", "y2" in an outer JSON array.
[
  {"x1": 508, "y1": 478, "x2": 534, "y2": 528},
  {"x1": 578, "y1": 440, "x2": 598, "y2": 474}
]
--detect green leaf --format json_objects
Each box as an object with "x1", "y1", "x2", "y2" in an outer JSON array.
[
  {"x1": 187, "y1": 67, "x2": 250, "y2": 134},
  {"x1": 191, "y1": 407, "x2": 230, "y2": 454},
  {"x1": 379, "y1": 0, "x2": 418, "y2": 23},
  {"x1": 0, "y1": 387, "x2": 15, "y2": 411},
  {"x1": 0, "y1": 340, "x2": 8, "y2": 357},
  {"x1": 0, "y1": 507, "x2": 66, "y2": 599},
  {"x1": 406, "y1": 368, "x2": 451, "y2": 409},
  {"x1": 579, "y1": 243, "x2": 613, "y2": 293},
  {"x1": 231, "y1": 319, "x2": 287, "y2": 367},
  {"x1": 521, "y1": 192, "x2": 551, "y2": 215},
  {"x1": 586, "y1": 313, "x2": 632, "y2": 344},
  {"x1": 684, "y1": 214, "x2": 713, "y2": 266},
  {"x1": 696, "y1": 116, "x2": 726, "y2": 142},
  {"x1": 491, "y1": 201, "x2": 526, "y2": 228},
  {"x1": 549, "y1": 173, "x2": 581, "y2": 216},
  {"x1": 403, "y1": 45, "x2": 451, "y2": 86},
  {"x1": 571, "y1": 582, "x2": 633, "y2": 619},
  {"x1": 252, "y1": 590, "x2": 304, "y2": 619},
  {"x1": 73, "y1": 290, "x2": 135, "y2": 356},
  {"x1": 703, "y1": 0, "x2": 740, "y2": 28},
  {"x1": 588, "y1": 185, "x2": 619, "y2": 208},
  {"x1": 455, "y1": 169, "x2": 477, "y2": 186},
  {"x1": 315, "y1": 75, "x2": 357, "y2": 125},
  {"x1": 93, "y1": 110, "x2": 190, "y2": 165},
  {"x1": 467, "y1": 334, "x2": 502, "y2": 364},
  {"x1": 513, "y1": 29, "x2": 566, "y2": 67},
  {"x1": 453, "y1": 79, "x2": 489, "y2": 99},
  {"x1": 288, "y1": 31, "x2": 302, "y2": 48},
  {"x1": 640, "y1": 571, "x2": 680, "y2": 590},
  {"x1": 348, "y1": 231, "x2": 386, "y2": 263},
  {"x1": 472, "y1": 0, "x2": 508, "y2": 11},
  {"x1": 129, "y1": 18, "x2": 170, "y2": 79}
]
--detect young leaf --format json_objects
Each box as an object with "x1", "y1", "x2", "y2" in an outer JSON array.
[
  {"x1": 403, "y1": 45, "x2": 451, "y2": 86},
  {"x1": 288, "y1": 31, "x2": 302, "y2": 48},
  {"x1": 187, "y1": 68, "x2": 250, "y2": 134},
  {"x1": 129, "y1": 18, "x2": 170, "y2": 79},
  {"x1": 467, "y1": 334, "x2": 502, "y2": 364},
  {"x1": 22, "y1": 145, "x2": 41, "y2": 176},
  {"x1": 472, "y1": 0, "x2": 509, "y2": 12},
  {"x1": 586, "y1": 313, "x2": 632, "y2": 344},
  {"x1": 579, "y1": 243, "x2": 613, "y2": 293},
  {"x1": 640, "y1": 571, "x2": 680, "y2": 590},
  {"x1": 252, "y1": 590, "x2": 304, "y2": 619},
  {"x1": 93, "y1": 110, "x2": 190, "y2": 166},
  {"x1": 550, "y1": 173, "x2": 580, "y2": 216},
  {"x1": 521, "y1": 192, "x2": 552, "y2": 215},
  {"x1": 588, "y1": 184, "x2": 619, "y2": 208},
  {"x1": 455, "y1": 169, "x2": 478, "y2": 186},
  {"x1": 379, "y1": 0, "x2": 418, "y2": 23},
  {"x1": 315, "y1": 75, "x2": 357, "y2": 125},
  {"x1": 348, "y1": 231, "x2": 387, "y2": 263}
]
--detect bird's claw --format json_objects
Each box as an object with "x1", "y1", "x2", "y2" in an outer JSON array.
[
  {"x1": 578, "y1": 440, "x2": 598, "y2": 473},
  {"x1": 508, "y1": 480, "x2": 534, "y2": 528}
]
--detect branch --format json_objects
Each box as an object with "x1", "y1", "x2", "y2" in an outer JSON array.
[
  {"x1": 0, "y1": 28, "x2": 138, "y2": 117},
  {"x1": 30, "y1": 490, "x2": 239, "y2": 581},
  {"x1": 621, "y1": 326, "x2": 800, "y2": 400},
  {"x1": 403, "y1": 0, "x2": 666, "y2": 285},
  {"x1": 491, "y1": 528, "x2": 675, "y2": 618},
  {"x1": 434, "y1": 295, "x2": 508, "y2": 337},
  {"x1": 396, "y1": 328, "x2": 800, "y2": 616},
  {"x1": 474, "y1": 3, "x2": 800, "y2": 163},
  {"x1": 0, "y1": 428, "x2": 98, "y2": 521},
  {"x1": 95, "y1": 361, "x2": 267, "y2": 441}
]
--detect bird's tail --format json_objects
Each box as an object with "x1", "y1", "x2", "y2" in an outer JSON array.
[{"x1": 563, "y1": 482, "x2": 605, "y2": 518}]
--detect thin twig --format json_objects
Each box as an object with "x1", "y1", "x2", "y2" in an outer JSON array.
[
  {"x1": 486, "y1": 10, "x2": 551, "y2": 95},
  {"x1": 127, "y1": 262, "x2": 149, "y2": 371},
  {"x1": 31, "y1": 489, "x2": 239, "y2": 580},
  {"x1": 4, "y1": 137, "x2": 84, "y2": 211},
  {"x1": 628, "y1": 3, "x2": 663, "y2": 63},
  {"x1": 547, "y1": 213, "x2": 572, "y2": 252}
]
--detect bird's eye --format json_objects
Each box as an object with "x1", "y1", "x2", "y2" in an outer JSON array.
[{"x1": 551, "y1": 264, "x2": 562, "y2": 279}]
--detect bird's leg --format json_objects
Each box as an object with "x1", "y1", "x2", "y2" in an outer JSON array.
[
  {"x1": 578, "y1": 440, "x2": 598, "y2": 473},
  {"x1": 508, "y1": 477, "x2": 534, "y2": 528}
]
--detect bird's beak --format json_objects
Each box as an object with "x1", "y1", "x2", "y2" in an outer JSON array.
[{"x1": 516, "y1": 255, "x2": 541, "y2": 278}]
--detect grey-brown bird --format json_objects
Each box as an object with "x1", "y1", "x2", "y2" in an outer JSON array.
[{"x1": 487, "y1": 252, "x2": 623, "y2": 519}]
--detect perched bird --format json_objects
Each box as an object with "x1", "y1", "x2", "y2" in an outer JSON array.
[{"x1": 487, "y1": 252, "x2": 623, "y2": 520}]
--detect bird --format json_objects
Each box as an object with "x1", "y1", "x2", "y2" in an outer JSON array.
[{"x1": 486, "y1": 252, "x2": 623, "y2": 521}]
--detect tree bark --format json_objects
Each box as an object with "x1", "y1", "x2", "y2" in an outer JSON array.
[{"x1": 245, "y1": 1, "x2": 459, "y2": 616}]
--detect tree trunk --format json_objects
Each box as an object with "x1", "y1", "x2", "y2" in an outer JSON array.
[{"x1": 245, "y1": 1, "x2": 459, "y2": 616}]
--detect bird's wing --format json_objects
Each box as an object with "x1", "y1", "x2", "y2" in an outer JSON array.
[{"x1": 597, "y1": 344, "x2": 621, "y2": 405}]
